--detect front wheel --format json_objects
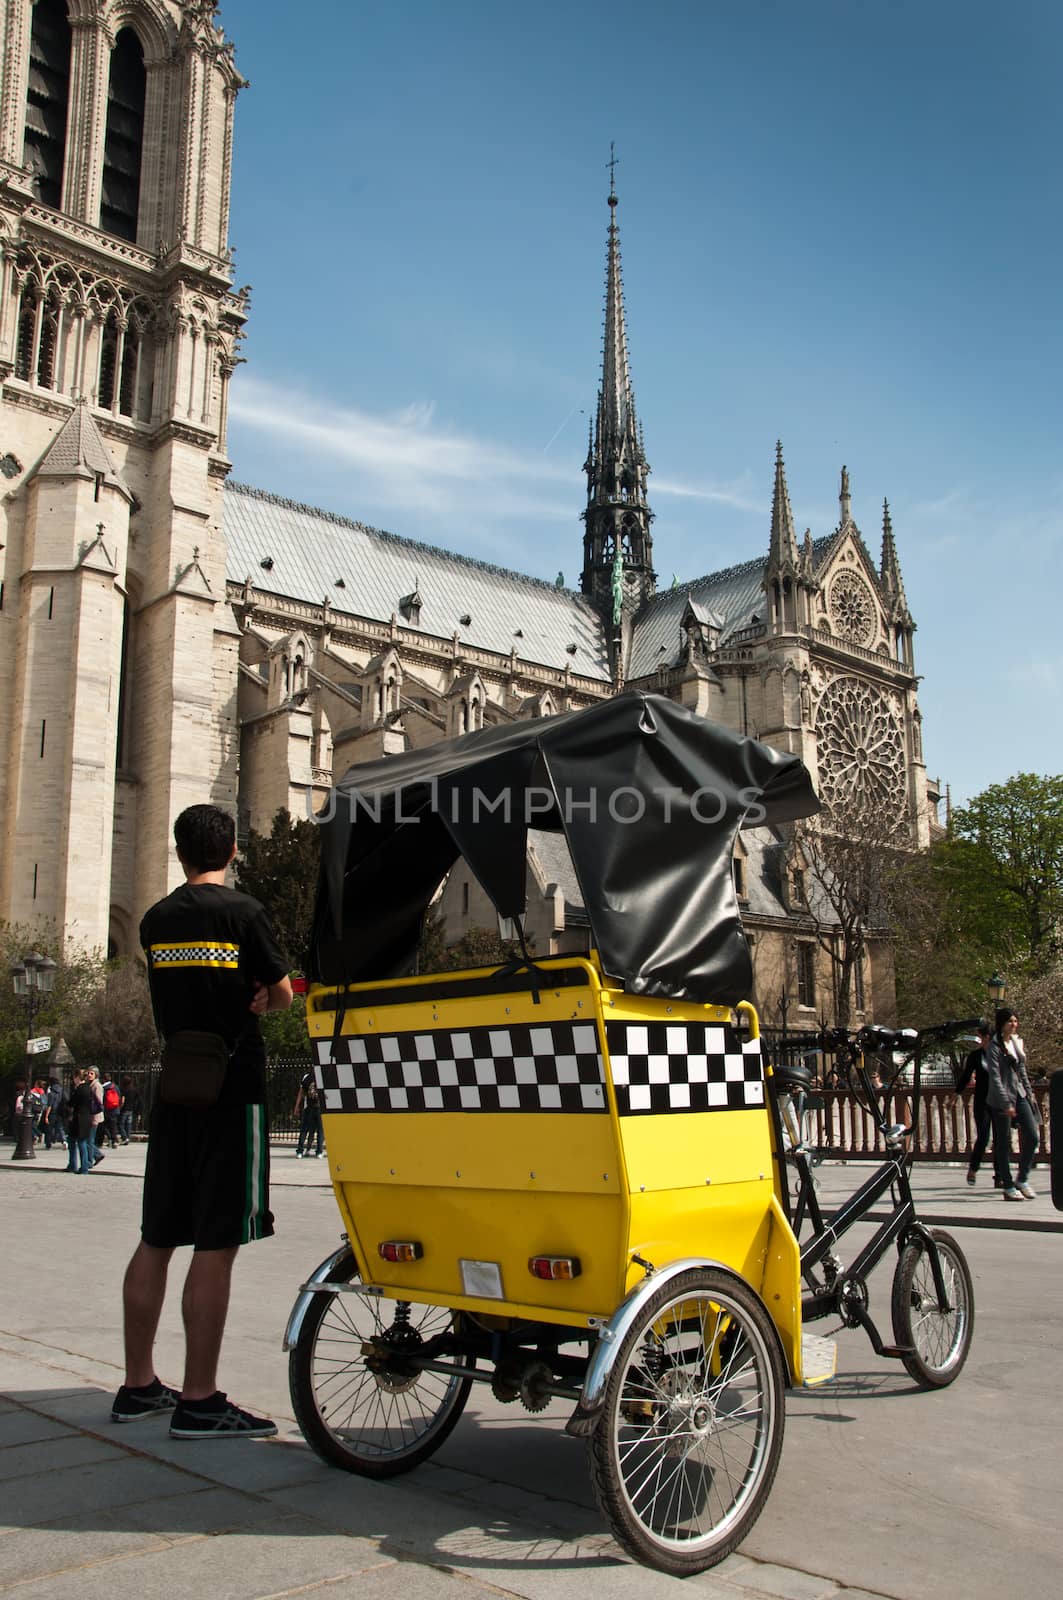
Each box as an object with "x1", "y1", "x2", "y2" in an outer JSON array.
[
  {"x1": 891, "y1": 1228, "x2": 974, "y2": 1388},
  {"x1": 289, "y1": 1254, "x2": 472, "y2": 1476},
  {"x1": 590, "y1": 1267, "x2": 785, "y2": 1577}
]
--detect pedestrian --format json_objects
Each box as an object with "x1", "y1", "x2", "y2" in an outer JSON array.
[
  {"x1": 67, "y1": 1069, "x2": 98, "y2": 1174},
  {"x1": 293, "y1": 1068, "x2": 324, "y2": 1158},
  {"x1": 986, "y1": 1007, "x2": 1041, "y2": 1201},
  {"x1": 43, "y1": 1075, "x2": 66, "y2": 1149},
  {"x1": 100, "y1": 1077, "x2": 121, "y2": 1146},
  {"x1": 118, "y1": 1075, "x2": 139, "y2": 1144},
  {"x1": 112, "y1": 804, "x2": 292, "y2": 1437},
  {"x1": 85, "y1": 1069, "x2": 106, "y2": 1164},
  {"x1": 23, "y1": 1078, "x2": 47, "y2": 1142},
  {"x1": 956, "y1": 1020, "x2": 993, "y2": 1186}
]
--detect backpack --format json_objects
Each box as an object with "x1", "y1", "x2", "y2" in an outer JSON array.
[{"x1": 103, "y1": 1083, "x2": 120, "y2": 1112}]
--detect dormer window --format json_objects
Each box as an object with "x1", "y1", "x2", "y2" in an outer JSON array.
[
  {"x1": 399, "y1": 589, "x2": 423, "y2": 625},
  {"x1": 790, "y1": 868, "x2": 806, "y2": 907},
  {"x1": 733, "y1": 854, "x2": 747, "y2": 901}
]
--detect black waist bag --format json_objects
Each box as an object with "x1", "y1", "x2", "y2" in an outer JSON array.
[{"x1": 159, "y1": 1031, "x2": 230, "y2": 1109}]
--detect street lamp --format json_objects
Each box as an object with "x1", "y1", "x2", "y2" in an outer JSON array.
[
  {"x1": 10, "y1": 951, "x2": 57, "y2": 1162},
  {"x1": 987, "y1": 972, "x2": 1007, "y2": 1014}
]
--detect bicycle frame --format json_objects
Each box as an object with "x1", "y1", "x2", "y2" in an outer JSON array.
[{"x1": 779, "y1": 1040, "x2": 958, "y2": 1355}]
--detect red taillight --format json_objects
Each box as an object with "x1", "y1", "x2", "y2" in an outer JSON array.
[
  {"x1": 291, "y1": 976, "x2": 308, "y2": 995},
  {"x1": 378, "y1": 1240, "x2": 423, "y2": 1263},
  {"x1": 528, "y1": 1255, "x2": 581, "y2": 1281}
]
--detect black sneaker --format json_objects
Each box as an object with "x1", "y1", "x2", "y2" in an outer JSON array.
[
  {"x1": 169, "y1": 1392, "x2": 278, "y2": 1440},
  {"x1": 112, "y1": 1379, "x2": 180, "y2": 1422}
]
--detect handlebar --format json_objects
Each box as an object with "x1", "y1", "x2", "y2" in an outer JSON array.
[{"x1": 816, "y1": 1017, "x2": 983, "y2": 1056}]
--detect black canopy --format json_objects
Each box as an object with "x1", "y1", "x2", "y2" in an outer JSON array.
[{"x1": 310, "y1": 690, "x2": 819, "y2": 1005}]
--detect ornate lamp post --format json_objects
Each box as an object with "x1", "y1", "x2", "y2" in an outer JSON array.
[
  {"x1": 10, "y1": 951, "x2": 57, "y2": 1162},
  {"x1": 987, "y1": 972, "x2": 1007, "y2": 1016}
]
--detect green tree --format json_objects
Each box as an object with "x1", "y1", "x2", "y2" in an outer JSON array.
[
  {"x1": 951, "y1": 773, "x2": 1063, "y2": 968},
  {"x1": 232, "y1": 808, "x2": 321, "y2": 970},
  {"x1": 64, "y1": 956, "x2": 157, "y2": 1066},
  {"x1": 1009, "y1": 958, "x2": 1063, "y2": 1075},
  {"x1": 417, "y1": 908, "x2": 526, "y2": 973},
  {"x1": 887, "y1": 839, "x2": 1000, "y2": 1025},
  {"x1": 259, "y1": 991, "x2": 311, "y2": 1059}
]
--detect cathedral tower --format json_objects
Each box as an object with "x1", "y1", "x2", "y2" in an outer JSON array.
[
  {"x1": 0, "y1": 1, "x2": 247, "y2": 952},
  {"x1": 581, "y1": 156, "x2": 655, "y2": 656}
]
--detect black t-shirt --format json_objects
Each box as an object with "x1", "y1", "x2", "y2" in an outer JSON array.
[{"x1": 140, "y1": 883, "x2": 288, "y2": 1104}]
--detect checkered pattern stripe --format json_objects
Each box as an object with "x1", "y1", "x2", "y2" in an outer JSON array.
[
  {"x1": 314, "y1": 1021, "x2": 607, "y2": 1113},
  {"x1": 147, "y1": 941, "x2": 239, "y2": 969},
  {"x1": 606, "y1": 1021, "x2": 764, "y2": 1115}
]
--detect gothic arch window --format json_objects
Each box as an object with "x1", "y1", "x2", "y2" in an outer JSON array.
[
  {"x1": 100, "y1": 28, "x2": 146, "y2": 241},
  {"x1": 35, "y1": 285, "x2": 60, "y2": 388},
  {"x1": 14, "y1": 285, "x2": 39, "y2": 382},
  {"x1": 23, "y1": 0, "x2": 72, "y2": 210},
  {"x1": 97, "y1": 301, "x2": 155, "y2": 420}
]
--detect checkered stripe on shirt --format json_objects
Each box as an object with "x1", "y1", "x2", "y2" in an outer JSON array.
[
  {"x1": 606, "y1": 1021, "x2": 764, "y2": 1115},
  {"x1": 314, "y1": 1022, "x2": 606, "y2": 1113},
  {"x1": 147, "y1": 941, "x2": 240, "y2": 969}
]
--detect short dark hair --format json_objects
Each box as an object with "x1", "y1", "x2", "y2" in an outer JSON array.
[{"x1": 174, "y1": 805, "x2": 236, "y2": 872}]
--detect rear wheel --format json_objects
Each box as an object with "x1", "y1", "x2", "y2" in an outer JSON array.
[
  {"x1": 891, "y1": 1228, "x2": 974, "y2": 1389},
  {"x1": 590, "y1": 1268, "x2": 785, "y2": 1577},
  {"x1": 289, "y1": 1255, "x2": 471, "y2": 1476}
]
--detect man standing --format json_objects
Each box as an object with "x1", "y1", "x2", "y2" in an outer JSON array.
[
  {"x1": 112, "y1": 805, "x2": 292, "y2": 1437},
  {"x1": 957, "y1": 1021, "x2": 992, "y2": 1186}
]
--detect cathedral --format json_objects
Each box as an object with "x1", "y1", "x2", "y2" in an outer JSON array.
[{"x1": 0, "y1": 1, "x2": 937, "y2": 1029}]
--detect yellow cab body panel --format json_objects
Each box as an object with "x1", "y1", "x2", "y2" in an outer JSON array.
[{"x1": 307, "y1": 954, "x2": 803, "y2": 1380}]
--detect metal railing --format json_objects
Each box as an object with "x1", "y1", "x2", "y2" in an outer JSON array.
[{"x1": 9, "y1": 1052, "x2": 1053, "y2": 1162}]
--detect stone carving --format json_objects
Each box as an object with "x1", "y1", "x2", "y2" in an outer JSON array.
[
  {"x1": 829, "y1": 570, "x2": 876, "y2": 645},
  {"x1": 815, "y1": 675, "x2": 906, "y2": 825}
]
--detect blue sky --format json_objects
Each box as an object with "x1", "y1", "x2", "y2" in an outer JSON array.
[{"x1": 218, "y1": 0, "x2": 1061, "y2": 806}]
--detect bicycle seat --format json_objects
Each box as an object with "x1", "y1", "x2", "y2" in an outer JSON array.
[{"x1": 771, "y1": 1061, "x2": 815, "y2": 1093}]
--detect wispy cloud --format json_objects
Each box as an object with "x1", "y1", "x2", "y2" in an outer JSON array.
[
  {"x1": 910, "y1": 486, "x2": 970, "y2": 519},
  {"x1": 653, "y1": 473, "x2": 763, "y2": 515},
  {"x1": 225, "y1": 374, "x2": 589, "y2": 569},
  {"x1": 231, "y1": 375, "x2": 571, "y2": 491}
]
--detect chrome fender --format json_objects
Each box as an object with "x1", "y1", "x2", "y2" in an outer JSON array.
[
  {"x1": 565, "y1": 1256, "x2": 741, "y2": 1437},
  {"x1": 282, "y1": 1242, "x2": 355, "y2": 1351}
]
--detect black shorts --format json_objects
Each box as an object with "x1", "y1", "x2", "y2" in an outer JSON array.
[{"x1": 141, "y1": 1099, "x2": 273, "y2": 1251}]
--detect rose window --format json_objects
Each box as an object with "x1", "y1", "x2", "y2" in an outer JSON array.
[
  {"x1": 829, "y1": 571, "x2": 876, "y2": 646},
  {"x1": 815, "y1": 676, "x2": 907, "y2": 826}
]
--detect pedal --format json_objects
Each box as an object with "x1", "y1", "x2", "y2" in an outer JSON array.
[
  {"x1": 877, "y1": 1344, "x2": 914, "y2": 1358},
  {"x1": 800, "y1": 1333, "x2": 837, "y2": 1387}
]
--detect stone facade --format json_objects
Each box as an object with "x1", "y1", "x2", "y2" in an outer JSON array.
[
  {"x1": 0, "y1": 3, "x2": 938, "y2": 1029},
  {"x1": 0, "y1": 0, "x2": 246, "y2": 949}
]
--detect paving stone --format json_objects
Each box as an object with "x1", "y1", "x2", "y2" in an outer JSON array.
[
  {"x1": 121, "y1": 1487, "x2": 320, "y2": 1541},
  {"x1": 0, "y1": 1431, "x2": 123, "y2": 1485},
  {"x1": 1, "y1": 1519, "x2": 387, "y2": 1600},
  {"x1": 0, "y1": 1520, "x2": 165, "y2": 1587},
  {"x1": 0, "y1": 1455, "x2": 202, "y2": 1526},
  {"x1": 131, "y1": 1435, "x2": 336, "y2": 1494},
  {"x1": 0, "y1": 1409, "x2": 77, "y2": 1449},
  {"x1": 731, "y1": 1561, "x2": 838, "y2": 1600}
]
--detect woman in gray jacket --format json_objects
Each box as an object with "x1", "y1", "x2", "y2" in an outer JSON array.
[{"x1": 986, "y1": 1007, "x2": 1041, "y2": 1200}]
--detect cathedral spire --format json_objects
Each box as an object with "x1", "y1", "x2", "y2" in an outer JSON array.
[
  {"x1": 581, "y1": 150, "x2": 655, "y2": 624},
  {"x1": 880, "y1": 498, "x2": 908, "y2": 610},
  {"x1": 767, "y1": 440, "x2": 799, "y2": 570}
]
